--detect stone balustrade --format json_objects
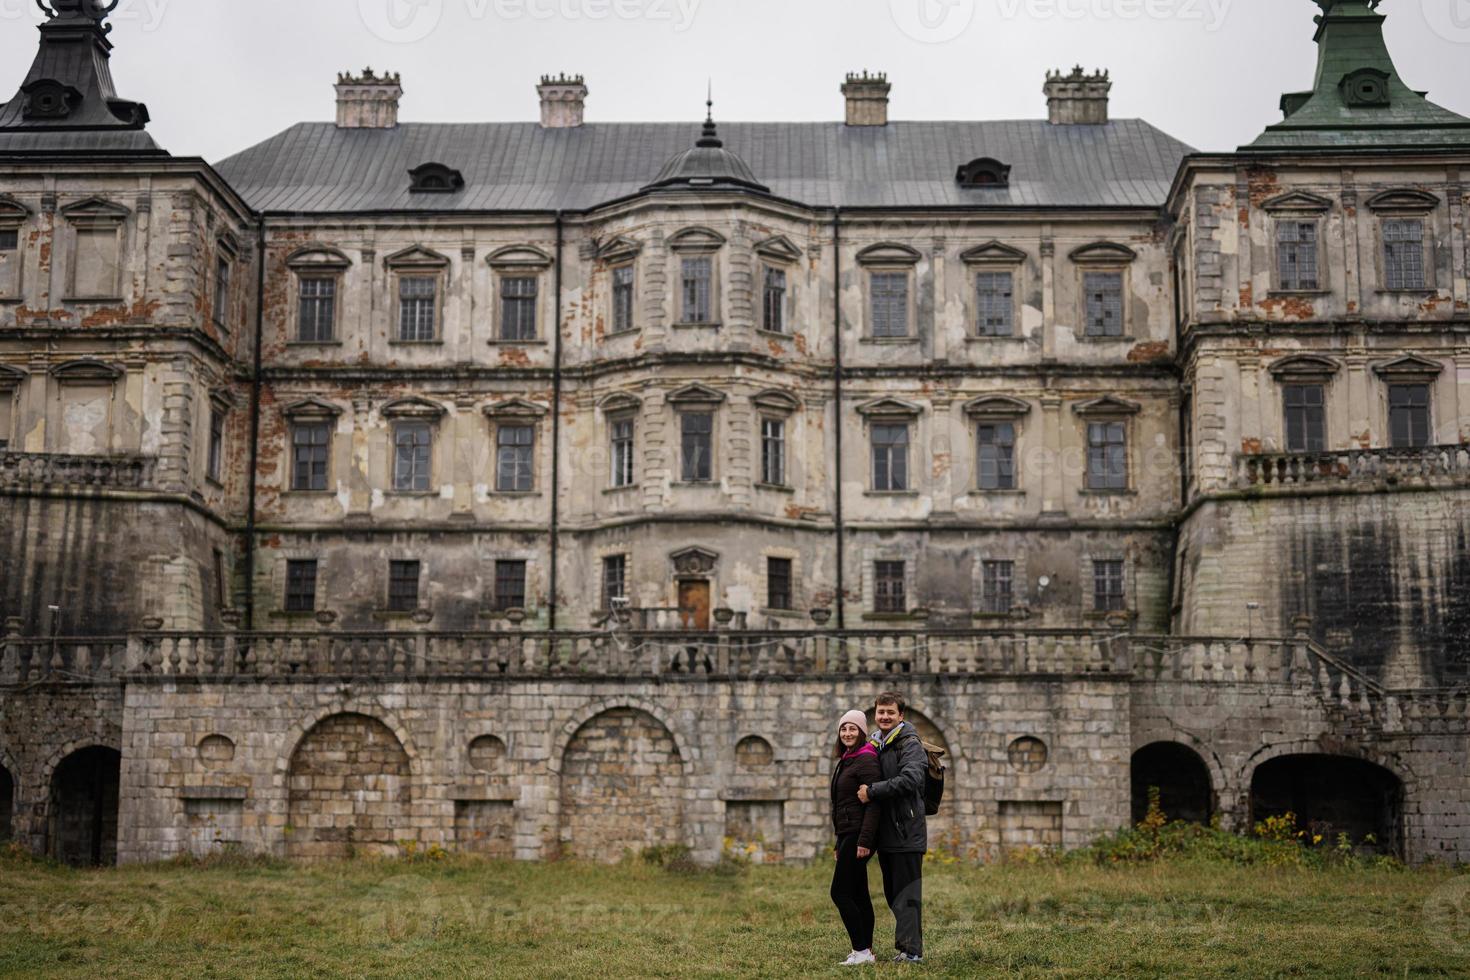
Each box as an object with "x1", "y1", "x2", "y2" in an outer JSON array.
[
  {"x1": 1235, "y1": 445, "x2": 1470, "y2": 491},
  {"x1": 0, "y1": 452, "x2": 158, "y2": 491}
]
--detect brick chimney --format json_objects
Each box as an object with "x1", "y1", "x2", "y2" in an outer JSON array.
[
  {"x1": 538, "y1": 74, "x2": 588, "y2": 129},
  {"x1": 842, "y1": 71, "x2": 891, "y2": 127},
  {"x1": 335, "y1": 68, "x2": 402, "y2": 129},
  {"x1": 1044, "y1": 67, "x2": 1111, "y2": 125}
]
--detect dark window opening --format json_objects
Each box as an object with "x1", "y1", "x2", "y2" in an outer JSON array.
[
  {"x1": 297, "y1": 277, "x2": 336, "y2": 342},
  {"x1": 976, "y1": 271, "x2": 1014, "y2": 337},
  {"x1": 496, "y1": 424, "x2": 535, "y2": 492},
  {"x1": 1283, "y1": 384, "x2": 1326, "y2": 453},
  {"x1": 1086, "y1": 421, "x2": 1128, "y2": 491},
  {"x1": 500, "y1": 276, "x2": 538, "y2": 340},
  {"x1": 612, "y1": 265, "x2": 635, "y2": 334},
  {"x1": 871, "y1": 423, "x2": 909, "y2": 491},
  {"x1": 1084, "y1": 272, "x2": 1124, "y2": 337},
  {"x1": 1277, "y1": 221, "x2": 1320, "y2": 291},
  {"x1": 1093, "y1": 559, "x2": 1126, "y2": 612},
  {"x1": 681, "y1": 257, "x2": 712, "y2": 323},
  {"x1": 875, "y1": 561, "x2": 906, "y2": 614},
  {"x1": 291, "y1": 423, "x2": 330, "y2": 492},
  {"x1": 285, "y1": 560, "x2": 318, "y2": 613},
  {"x1": 762, "y1": 266, "x2": 787, "y2": 334},
  {"x1": 610, "y1": 416, "x2": 635, "y2": 488},
  {"x1": 393, "y1": 421, "x2": 432, "y2": 492},
  {"x1": 207, "y1": 409, "x2": 225, "y2": 483},
  {"x1": 398, "y1": 275, "x2": 437, "y2": 341},
  {"x1": 680, "y1": 412, "x2": 713, "y2": 483},
  {"x1": 977, "y1": 422, "x2": 1016, "y2": 491},
  {"x1": 761, "y1": 417, "x2": 786, "y2": 486},
  {"x1": 602, "y1": 555, "x2": 627, "y2": 611},
  {"x1": 767, "y1": 557, "x2": 793, "y2": 611},
  {"x1": 388, "y1": 560, "x2": 421, "y2": 612},
  {"x1": 1383, "y1": 218, "x2": 1425, "y2": 290},
  {"x1": 870, "y1": 271, "x2": 909, "y2": 338},
  {"x1": 981, "y1": 560, "x2": 1013, "y2": 614},
  {"x1": 213, "y1": 257, "x2": 231, "y2": 327},
  {"x1": 495, "y1": 560, "x2": 528, "y2": 611},
  {"x1": 1389, "y1": 384, "x2": 1431, "y2": 449}
]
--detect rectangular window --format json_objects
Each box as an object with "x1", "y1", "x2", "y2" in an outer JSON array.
[
  {"x1": 1086, "y1": 421, "x2": 1129, "y2": 491},
  {"x1": 207, "y1": 408, "x2": 224, "y2": 483},
  {"x1": 760, "y1": 417, "x2": 786, "y2": 486},
  {"x1": 612, "y1": 265, "x2": 635, "y2": 334},
  {"x1": 388, "y1": 560, "x2": 421, "y2": 612},
  {"x1": 874, "y1": 561, "x2": 906, "y2": 614},
  {"x1": 291, "y1": 422, "x2": 330, "y2": 491},
  {"x1": 602, "y1": 555, "x2": 627, "y2": 610},
  {"x1": 213, "y1": 548, "x2": 228, "y2": 611},
  {"x1": 981, "y1": 560, "x2": 1014, "y2": 615},
  {"x1": 1084, "y1": 272, "x2": 1124, "y2": 337},
  {"x1": 762, "y1": 267, "x2": 787, "y2": 334},
  {"x1": 976, "y1": 271, "x2": 1014, "y2": 337},
  {"x1": 0, "y1": 229, "x2": 16, "y2": 250},
  {"x1": 0, "y1": 394, "x2": 12, "y2": 450},
  {"x1": 977, "y1": 422, "x2": 1016, "y2": 491},
  {"x1": 1389, "y1": 384, "x2": 1432, "y2": 449},
  {"x1": 681, "y1": 257, "x2": 712, "y2": 323},
  {"x1": 393, "y1": 421, "x2": 432, "y2": 492},
  {"x1": 1277, "y1": 221, "x2": 1320, "y2": 291},
  {"x1": 610, "y1": 416, "x2": 635, "y2": 488},
  {"x1": 213, "y1": 257, "x2": 231, "y2": 327},
  {"x1": 1383, "y1": 219, "x2": 1426, "y2": 290},
  {"x1": 870, "y1": 272, "x2": 909, "y2": 338},
  {"x1": 871, "y1": 423, "x2": 909, "y2": 491},
  {"x1": 1093, "y1": 559, "x2": 1126, "y2": 613},
  {"x1": 398, "y1": 275, "x2": 438, "y2": 341},
  {"x1": 496, "y1": 424, "x2": 535, "y2": 492},
  {"x1": 1283, "y1": 384, "x2": 1326, "y2": 453},
  {"x1": 284, "y1": 560, "x2": 317, "y2": 613},
  {"x1": 767, "y1": 557, "x2": 793, "y2": 611},
  {"x1": 494, "y1": 560, "x2": 528, "y2": 611},
  {"x1": 72, "y1": 227, "x2": 119, "y2": 298},
  {"x1": 500, "y1": 276, "x2": 539, "y2": 341},
  {"x1": 680, "y1": 412, "x2": 713, "y2": 483},
  {"x1": 297, "y1": 277, "x2": 336, "y2": 342}
]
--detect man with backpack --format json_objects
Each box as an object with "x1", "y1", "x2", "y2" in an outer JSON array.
[{"x1": 856, "y1": 691, "x2": 930, "y2": 964}]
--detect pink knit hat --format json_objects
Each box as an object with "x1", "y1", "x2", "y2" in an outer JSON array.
[{"x1": 838, "y1": 709, "x2": 870, "y2": 738}]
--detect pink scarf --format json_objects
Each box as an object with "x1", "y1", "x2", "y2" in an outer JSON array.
[{"x1": 842, "y1": 742, "x2": 877, "y2": 761}]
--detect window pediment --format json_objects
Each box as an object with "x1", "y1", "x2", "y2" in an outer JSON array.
[
  {"x1": 482, "y1": 397, "x2": 548, "y2": 419},
  {"x1": 1373, "y1": 355, "x2": 1443, "y2": 381},
  {"x1": 668, "y1": 227, "x2": 726, "y2": 254},
  {"x1": 0, "y1": 364, "x2": 28, "y2": 388},
  {"x1": 283, "y1": 397, "x2": 344, "y2": 420},
  {"x1": 670, "y1": 547, "x2": 719, "y2": 576},
  {"x1": 856, "y1": 243, "x2": 922, "y2": 267},
  {"x1": 1069, "y1": 242, "x2": 1137, "y2": 265},
  {"x1": 285, "y1": 245, "x2": 352, "y2": 270},
  {"x1": 856, "y1": 397, "x2": 922, "y2": 419},
  {"x1": 598, "y1": 391, "x2": 642, "y2": 414},
  {"x1": 208, "y1": 388, "x2": 240, "y2": 412},
  {"x1": 381, "y1": 397, "x2": 447, "y2": 421},
  {"x1": 667, "y1": 383, "x2": 726, "y2": 406},
  {"x1": 1072, "y1": 395, "x2": 1141, "y2": 417},
  {"x1": 0, "y1": 196, "x2": 30, "y2": 225},
  {"x1": 754, "y1": 235, "x2": 802, "y2": 263},
  {"x1": 752, "y1": 389, "x2": 800, "y2": 413},
  {"x1": 487, "y1": 245, "x2": 553, "y2": 270},
  {"x1": 1261, "y1": 191, "x2": 1333, "y2": 213},
  {"x1": 384, "y1": 245, "x2": 451, "y2": 270},
  {"x1": 50, "y1": 360, "x2": 122, "y2": 384},
  {"x1": 408, "y1": 163, "x2": 466, "y2": 194},
  {"x1": 961, "y1": 241, "x2": 1027, "y2": 265},
  {"x1": 215, "y1": 231, "x2": 240, "y2": 257},
  {"x1": 1268, "y1": 355, "x2": 1341, "y2": 380},
  {"x1": 964, "y1": 395, "x2": 1031, "y2": 419},
  {"x1": 1365, "y1": 189, "x2": 1438, "y2": 214},
  {"x1": 596, "y1": 236, "x2": 643, "y2": 264},
  {"x1": 58, "y1": 197, "x2": 130, "y2": 226}
]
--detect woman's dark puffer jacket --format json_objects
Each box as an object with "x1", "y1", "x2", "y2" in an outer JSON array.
[{"x1": 831, "y1": 742, "x2": 883, "y2": 851}]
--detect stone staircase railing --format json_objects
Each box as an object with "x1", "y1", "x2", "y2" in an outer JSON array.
[
  {"x1": 0, "y1": 452, "x2": 158, "y2": 491},
  {"x1": 1235, "y1": 444, "x2": 1470, "y2": 491}
]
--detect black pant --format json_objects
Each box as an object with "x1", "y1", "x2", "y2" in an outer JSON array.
[
  {"x1": 878, "y1": 850, "x2": 924, "y2": 958},
  {"x1": 830, "y1": 835, "x2": 875, "y2": 952}
]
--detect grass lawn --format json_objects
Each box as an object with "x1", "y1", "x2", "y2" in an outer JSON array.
[{"x1": 1, "y1": 850, "x2": 1468, "y2": 979}]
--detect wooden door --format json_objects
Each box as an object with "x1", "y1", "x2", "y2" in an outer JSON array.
[{"x1": 678, "y1": 580, "x2": 711, "y2": 631}]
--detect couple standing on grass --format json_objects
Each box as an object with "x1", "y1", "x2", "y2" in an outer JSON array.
[{"x1": 829, "y1": 691, "x2": 929, "y2": 966}]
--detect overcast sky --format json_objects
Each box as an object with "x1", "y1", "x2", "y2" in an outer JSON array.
[{"x1": 2, "y1": 0, "x2": 1468, "y2": 162}]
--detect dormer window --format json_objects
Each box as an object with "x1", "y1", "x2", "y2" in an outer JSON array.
[
  {"x1": 956, "y1": 158, "x2": 1012, "y2": 189},
  {"x1": 408, "y1": 163, "x2": 465, "y2": 194}
]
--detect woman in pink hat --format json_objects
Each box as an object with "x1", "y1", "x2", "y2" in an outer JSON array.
[{"x1": 829, "y1": 708, "x2": 882, "y2": 966}]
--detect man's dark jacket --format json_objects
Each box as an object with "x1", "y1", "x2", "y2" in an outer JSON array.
[{"x1": 867, "y1": 720, "x2": 929, "y2": 854}]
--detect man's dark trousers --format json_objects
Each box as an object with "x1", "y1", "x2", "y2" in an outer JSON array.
[{"x1": 878, "y1": 850, "x2": 923, "y2": 958}]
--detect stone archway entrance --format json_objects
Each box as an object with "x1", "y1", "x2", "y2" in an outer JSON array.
[
  {"x1": 559, "y1": 708, "x2": 685, "y2": 862},
  {"x1": 1131, "y1": 742, "x2": 1214, "y2": 825},
  {"x1": 1250, "y1": 753, "x2": 1404, "y2": 856},
  {"x1": 286, "y1": 713, "x2": 411, "y2": 860},
  {"x1": 49, "y1": 746, "x2": 121, "y2": 866}
]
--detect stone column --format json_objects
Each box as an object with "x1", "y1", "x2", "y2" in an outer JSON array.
[
  {"x1": 931, "y1": 237, "x2": 949, "y2": 364},
  {"x1": 1346, "y1": 352, "x2": 1370, "y2": 448},
  {"x1": 1040, "y1": 237, "x2": 1057, "y2": 360},
  {"x1": 1341, "y1": 177, "x2": 1362, "y2": 316},
  {"x1": 1041, "y1": 394, "x2": 1064, "y2": 514}
]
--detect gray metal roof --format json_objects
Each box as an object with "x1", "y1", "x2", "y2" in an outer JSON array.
[{"x1": 214, "y1": 119, "x2": 1194, "y2": 214}]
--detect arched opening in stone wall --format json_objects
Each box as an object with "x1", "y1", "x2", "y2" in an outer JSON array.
[
  {"x1": 48, "y1": 746, "x2": 121, "y2": 866},
  {"x1": 1249, "y1": 754, "x2": 1404, "y2": 856},
  {"x1": 1131, "y1": 742, "x2": 1213, "y2": 825},
  {"x1": 287, "y1": 713, "x2": 411, "y2": 861},
  {"x1": 559, "y1": 708, "x2": 684, "y2": 862},
  {"x1": 0, "y1": 764, "x2": 13, "y2": 841}
]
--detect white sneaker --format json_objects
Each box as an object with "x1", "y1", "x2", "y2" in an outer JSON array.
[{"x1": 841, "y1": 950, "x2": 876, "y2": 966}]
